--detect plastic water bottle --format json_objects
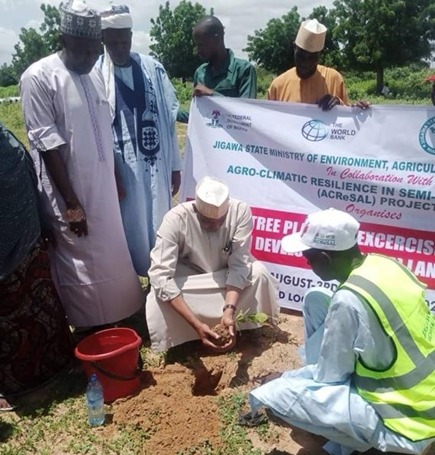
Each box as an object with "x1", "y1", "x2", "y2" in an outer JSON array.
[{"x1": 86, "y1": 374, "x2": 105, "y2": 426}]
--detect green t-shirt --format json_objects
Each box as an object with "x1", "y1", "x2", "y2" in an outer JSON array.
[{"x1": 177, "y1": 49, "x2": 257, "y2": 123}]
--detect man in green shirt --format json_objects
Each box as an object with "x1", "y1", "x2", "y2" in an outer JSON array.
[{"x1": 177, "y1": 16, "x2": 257, "y2": 123}]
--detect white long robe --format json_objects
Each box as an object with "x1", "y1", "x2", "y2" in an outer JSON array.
[
  {"x1": 20, "y1": 53, "x2": 143, "y2": 327},
  {"x1": 146, "y1": 199, "x2": 280, "y2": 351}
]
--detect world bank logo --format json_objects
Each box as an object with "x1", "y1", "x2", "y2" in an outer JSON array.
[
  {"x1": 301, "y1": 119, "x2": 329, "y2": 142},
  {"x1": 419, "y1": 117, "x2": 435, "y2": 155}
]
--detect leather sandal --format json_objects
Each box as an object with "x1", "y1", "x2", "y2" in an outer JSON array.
[{"x1": 237, "y1": 411, "x2": 268, "y2": 427}]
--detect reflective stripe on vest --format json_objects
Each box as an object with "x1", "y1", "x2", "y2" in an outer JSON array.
[
  {"x1": 372, "y1": 403, "x2": 435, "y2": 420},
  {"x1": 342, "y1": 254, "x2": 435, "y2": 441},
  {"x1": 347, "y1": 274, "x2": 433, "y2": 392}
]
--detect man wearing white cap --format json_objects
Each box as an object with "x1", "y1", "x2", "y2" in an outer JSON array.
[
  {"x1": 146, "y1": 176, "x2": 279, "y2": 352},
  {"x1": 20, "y1": 0, "x2": 143, "y2": 330},
  {"x1": 248, "y1": 208, "x2": 435, "y2": 455},
  {"x1": 268, "y1": 19, "x2": 368, "y2": 111},
  {"x1": 98, "y1": 4, "x2": 181, "y2": 276}
]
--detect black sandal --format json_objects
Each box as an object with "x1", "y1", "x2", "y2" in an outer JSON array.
[{"x1": 237, "y1": 411, "x2": 268, "y2": 427}]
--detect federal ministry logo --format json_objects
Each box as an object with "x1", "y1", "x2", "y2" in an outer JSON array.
[
  {"x1": 301, "y1": 119, "x2": 329, "y2": 142},
  {"x1": 419, "y1": 117, "x2": 435, "y2": 155},
  {"x1": 206, "y1": 110, "x2": 224, "y2": 128}
]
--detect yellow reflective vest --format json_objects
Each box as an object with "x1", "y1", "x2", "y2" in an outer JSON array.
[{"x1": 342, "y1": 254, "x2": 435, "y2": 441}]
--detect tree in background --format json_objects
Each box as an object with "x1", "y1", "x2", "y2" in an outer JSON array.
[
  {"x1": 12, "y1": 3, "x2": 60, "y2": 77},
  {"x1": 308, "y1": 6, "x2": 341, "y2": 69},
  {"x1": 39, "y1": 3, "x2": 62, "y2": 54},
  {"x1": 245, "y1": 0, "x2": 434, "y2": 86},
  {"x1": 0, "y1": 64, "x2": 17, "y2": 87},
  {"x1": 333, "y1": 0, "x2": 435, "y2": 92},
  {"x1": 150, "y1": 0, "x2": 212, "y2": 81},
  {"x1": 11, "y1": 28, "x2": 49, "y2": 78},
  {"x1": 0, "y1": 3, "x2": 60, "y2": 85},
  {"x1": 245, "y1": 6, "x2": 342, "y2": 76},
  {"x1": 244, "y1": 7, "x2": 301, "y2": 75}
]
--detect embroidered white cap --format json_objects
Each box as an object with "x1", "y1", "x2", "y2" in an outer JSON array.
[
  {"x1": 100, "y1": 4, "x2": 133, "y2": 30},
  {"x1": 195, "y1": 176, "x2": 230, "y2": 220},
  {"x1": 295, "y1": 19, "x2": 327, "y2": 53},
  {"x1": 59, "y1": 0, "x2": 101, "y2": 39},
  {"x1": 281, "y1": 208, "x2": 360, "y2": 253}
]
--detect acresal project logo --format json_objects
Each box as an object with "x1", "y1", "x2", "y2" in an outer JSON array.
[
  {"x1": 301, "y1": 119, "x2": 357, "y2": 142},
  {"x1": 206, "y1": 110, "x2": 252, "y2": 132},
  {"x1": 419, "y1": 117, "x2": 435, "y2": 156}
]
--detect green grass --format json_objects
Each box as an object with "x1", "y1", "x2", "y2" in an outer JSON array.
[
  {"x1": 0, "y1": 371, "x2": 89, "y2": 454},
  {"x1": 0, "y1": 362, "x2": 263, "y2": 455},
  {"x1": 0, "y1": 82, "x2": 432, "y2": 455},
  {"x1": 0, "y1": 377, "x2": 149, "y2": 455},
  {"x1": 0, "y1": 86, "x2": 19, "y2": 98},
  {"x1": 0, "y1": 102, "x2": 27, "y2": 146},
  {"x1": 0, "y1": 305, "x2": 263, "y2": 454},
  {"x1": 218, "y1": 393, "x2": 262, "y2": 455}
]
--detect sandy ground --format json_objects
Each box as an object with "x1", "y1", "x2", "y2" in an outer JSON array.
[
  {"x1": 4, "y1": 309, "x2": 434, "y2": 455},
  {"x1": 103, "y1": 312, "x2": 332, "y2": 455}
]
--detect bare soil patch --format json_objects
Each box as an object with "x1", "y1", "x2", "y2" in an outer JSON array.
[
  {"x1": 103, "y1": 312, "x2": 331, "y2": 454},
  {"x1": 3, "y1": 311, "x2": 428, "y2": 454}
]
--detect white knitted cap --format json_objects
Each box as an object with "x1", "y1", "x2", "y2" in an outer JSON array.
[
  {"x1": 295, "y1": 19, "x2": 327, "y2": 53},
  {"x1": 100, "y1": 4, "x2": 133, "y2": 30},
  {"x1": 195, "y1": 176, "x2": 230, "y2": 220}
]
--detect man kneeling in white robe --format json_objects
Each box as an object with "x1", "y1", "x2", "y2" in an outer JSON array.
[{"x1": 146, "y1": 176, "x2": 280, "y2": 352}]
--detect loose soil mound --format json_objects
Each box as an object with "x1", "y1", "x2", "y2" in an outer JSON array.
[
  {"x1": 107, "y1": 365, "x2": 223, "y2": 453},
  {"x1": 102, "y1": 312, "x2": 329, "y2": 454}
]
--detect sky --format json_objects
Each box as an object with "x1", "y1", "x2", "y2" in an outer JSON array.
[{"x1": 0, "y1": 0, "x2": 334, "y2": 66}]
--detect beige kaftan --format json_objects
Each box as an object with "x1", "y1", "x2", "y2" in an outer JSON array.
[{"x1": 146, "y1": 199, "x2": 279, "y2": 351}]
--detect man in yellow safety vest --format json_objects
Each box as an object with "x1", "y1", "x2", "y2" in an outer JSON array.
[{"x1": 248, "y1": 208, "x2": 435, "y2": 455}]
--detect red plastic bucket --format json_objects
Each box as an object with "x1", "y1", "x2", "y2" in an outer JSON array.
[{"x1": 75, "y1": 327, "x2": 142, "y2": 402}]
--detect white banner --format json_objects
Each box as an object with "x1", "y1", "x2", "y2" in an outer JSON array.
[{"x1": 181, "y1": 97, "x2": 435, "y2": 312}]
